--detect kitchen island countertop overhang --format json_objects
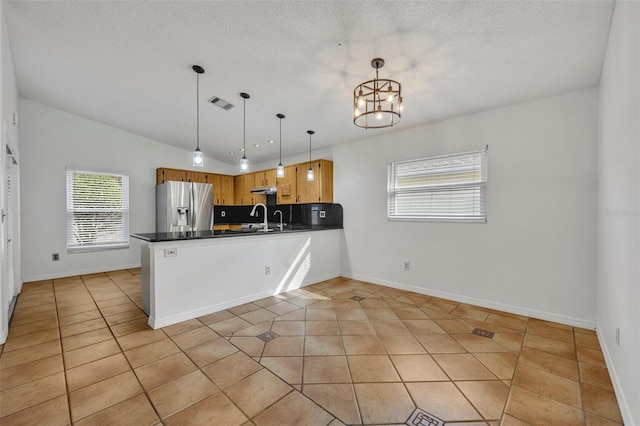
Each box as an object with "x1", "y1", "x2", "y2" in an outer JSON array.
[{"x1": 131, "y1": 227, "x2": 343, "y2": 329}]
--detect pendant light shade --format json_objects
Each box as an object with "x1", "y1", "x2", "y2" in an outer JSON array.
[
  {"x1": 353, "y1": 58, "x2": 402, "y2": 129},
  {"x1": 192, "y1": 65, "x2": 205, "y2": 167},
  {"x1": 276, "y1": 113, "x2": 285, "y2": 178},
  {"x1": 306, "y1": 130, "x2": 315, "y2": 182},
  {"x1": 240, "y1": 92, "x2": 250, "y2": 172}
]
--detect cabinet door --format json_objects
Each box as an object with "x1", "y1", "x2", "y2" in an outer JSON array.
[
  {"x1": 234, "y1": 175, "x2": 245, "y2": 205},
  {"x1": 277, "y1": 165, "x2": 297, "y2": 204},
  {"x1": 296, "y1": 163, "x2": 320, "y2": 203},
  {"x1": 219, "y1": 175, "x2": 235, "y2": 206},
  {"x1": 243, "y1": 173, "x2": 256, "y2": 205},
  {"x1": 234, "y1": 174, "x2": 256, "y2": 205},
  {"x1": 317, "y1": 160, "x2": 333, "y2": 203},
  {"x1": 254, "y1": 169, "x2": 276, "y2": 186},
  {"x1": 211, "y1": 174, "x2": 222, "y2": 205}
]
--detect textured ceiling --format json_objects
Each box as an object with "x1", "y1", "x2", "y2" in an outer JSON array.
[{"x1": 3, "y1": 0, "x2": 615, "y2": 167}]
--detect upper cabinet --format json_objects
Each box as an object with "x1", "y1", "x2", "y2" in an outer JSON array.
[{"x1": 157, "y1": 159, "x2": 332, "y2": 206}]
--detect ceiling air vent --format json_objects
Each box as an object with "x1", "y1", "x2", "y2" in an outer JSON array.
[{"x1": 208, "y1": 96, "x2": 234, "y2": 110}]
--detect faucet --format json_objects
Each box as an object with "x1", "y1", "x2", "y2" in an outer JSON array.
[
  {"x1": 250, "y1": 203, "x2": 269, "y2": 232},
  {"x1": 273, "y1": 210, "x2": 283, "y2": 231}
]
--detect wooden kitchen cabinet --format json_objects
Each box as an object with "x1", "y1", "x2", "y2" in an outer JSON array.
[
  {"x1": 211, "y1": 174, "x2": 234, "y2": 205},
  {"x1": 276, "y1": 165, "x2": 298, "y2": 205},
  {"x1": 254, "y1": 169, "x2": 276, "y2": 187},
  {"x1": 234, "y1": 173, "x2": 256, "y2": 205},
  {"x1": 294, "y1": 160, "x2": 333, "y2": 203},
  {"x1": 157, "y1": 168, "x2": 189, "y2": 184}
]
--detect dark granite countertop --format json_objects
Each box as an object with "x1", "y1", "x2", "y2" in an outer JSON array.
[{"x1": 131, "y1": 224, "x2": 343, "y2": 243}]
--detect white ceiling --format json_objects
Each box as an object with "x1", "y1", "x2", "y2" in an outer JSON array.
[{"x1": 3, "y1": 0, "x2": 614, "y2": 167}]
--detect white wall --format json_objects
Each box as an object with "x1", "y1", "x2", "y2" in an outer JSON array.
[
  {"x1": 19, "y1": 98, "x2": 238, "y2": 282},
  {"x1": 334, "y1": 87, "x2": 598, "y2": 327},
  {"x1": 597, "y1": 1, "x2": 640, "y2": 424}
]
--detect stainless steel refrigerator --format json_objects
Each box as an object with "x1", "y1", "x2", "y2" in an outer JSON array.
[{"x1": 156, "y1": 181, "x2": 213, "y2": 232}]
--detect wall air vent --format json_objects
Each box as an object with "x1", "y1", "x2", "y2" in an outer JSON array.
[{"x1": 208, "y1": 96, "x2": 234, "y2": 110}]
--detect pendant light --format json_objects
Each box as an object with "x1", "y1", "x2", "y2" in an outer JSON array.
[
  {"x1": 353, "y1": 58, "x2": 403, "y2": 129},
  {"x1": 192, "y1": 65, "x2": 205, "y2": 167},
  {"x1": 276, "y1": 114, "x2": 285, "y2": 178},
  {"x1": 306, "y1": 130, "x2": 315, "y2": 181},
  {"x1": 239, "y1": 92, "x2": 250, "y2": 172}
]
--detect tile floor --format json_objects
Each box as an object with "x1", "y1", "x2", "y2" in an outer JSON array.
[{"x1": 0, "y1": 269, "x2": 623, "y2": 425}]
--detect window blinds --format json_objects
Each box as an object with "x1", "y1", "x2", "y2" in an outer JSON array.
[
  {"x1": 388, "y1": 149, "x2": 487, "y2": 222},
  {"x1": 66, "y1": 168, "x2": 129, "y2": 252}
]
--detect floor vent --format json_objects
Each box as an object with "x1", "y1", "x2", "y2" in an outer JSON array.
[
  {"x1": 350, "y1": 295, "x2": 365, "y2": 302},
  {"x1": 406, "y1": 408, "x2": 444, "y2": 426},
  {"x1": 472, "y1": 328, "x2": 495, "y2": 338},
  {"x1": 256, "y1": 331, "x2": 279, "y2": 342}
]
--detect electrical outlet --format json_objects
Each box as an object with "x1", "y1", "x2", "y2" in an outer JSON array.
[
  {"x1": 404, "y1": 261, "x2": 410, "y2": 271},
  {"x1": 221, "y1": 211, "x2": 226, "y2": 217},
  {"x1": 164, "y1": 248, "x2": 178, "y2": 257},
  {"x1": 265, "y1": 265, "x2": 271, "y2": 275},
  {"x1": 616, "y1": 327, "x2": 620, "y2": 346},
  {"x1": 319, "y1": 211, "x2": 326, "y2": 218},
  {"x1": 52, "y1": 253, "x2": 59, "y2": 261}
]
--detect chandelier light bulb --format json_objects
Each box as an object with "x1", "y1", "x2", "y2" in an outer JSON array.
[
  {"x1": 357, "y1": 90, "x2": 364, "y2": 107},
  {"x1": 376, "y1": 105, "x2": 383, "y2": 120},
  {"x1": 354, "y1": 107, "x2": 360, "y2": 117},
  {"x1": 387, "y1": 86, "x2": 394, "y2": 103}
]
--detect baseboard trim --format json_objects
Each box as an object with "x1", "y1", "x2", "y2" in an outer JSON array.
[
  {"x1": 22, "y1": 264, "x2": 141, "y2": 283},
  {"x1": 342, "y1": 272, "x2": 596, "y2": 329},
  {"x1": 595, "y1": 323, "x2": 634, "y2": 425}
]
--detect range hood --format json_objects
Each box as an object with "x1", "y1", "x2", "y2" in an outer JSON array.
[{"x1": 250, "y1": 185, "x2": 277, "y2": 194}]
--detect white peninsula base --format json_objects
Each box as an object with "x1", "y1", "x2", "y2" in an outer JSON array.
[{"x1": 139, "y1": 229, "x2": 342, "y2": 329}]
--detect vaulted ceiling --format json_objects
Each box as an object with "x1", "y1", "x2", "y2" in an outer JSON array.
[{"x1": 3, "y1": 1, "x2": 615, "y2": 166}]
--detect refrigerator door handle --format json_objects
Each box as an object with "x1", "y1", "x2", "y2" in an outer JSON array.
[{"x1": 189, "y1": 184, "x2": 195, "y2": 231}]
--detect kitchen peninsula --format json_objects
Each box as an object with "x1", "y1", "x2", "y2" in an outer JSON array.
[{"x1": 131, "y1": 210, "x2": 343, "y2": 329}]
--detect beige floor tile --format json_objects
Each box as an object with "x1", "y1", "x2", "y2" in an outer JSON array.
[
  {"x1": 184, "y1": 338, "x2": 239, "y2": 367},
  {"x1": 0, "y1": 394, "x2": 69, "y2": 425},
  {"x1": 575, "y1": 332, "x2": 601, "y2": 349},
  {"x1": 501, "y1": 413, "x2": 533, "y2": 425},
  {"x1": 303, "y1": 383, "x2": 361, "y2": 425},
  {"x1": 354, "y1": 382, "x2": 415, "y2": 424},
  {"x1": 147, "y1": 370, "x2": 218, "y2": 419},
  {"x1": 342, "y1": 335, "x2": 386, "y2": 355},
  {"x1": 223, "y1": 369, "x2": 293, "y2": 419},
  {"x1": 68, "y1": 371, "x2": 142, "y2": 422},
  {"x1": 164, "y1": 391, "x2": 248, "y2": 426},
  {"x1": 95, "y1": 295, "x2": 132, "y2": 309},
  {"x1": 264, "y1": 301, "x2": 300, "y2": 315},
  {"x1": 117, "y1": 329, "x2": 167, "y2": 351},
  {"x1": 61, "y1": 327, "x2": 113, "y2": 352},
  {"x1": 3, "y1": 328, "x2": 60, "y2": 352},
  {"x1": 347, "y1": 355, "x2": 400, "y2": 382},
  {"x1": 363, "y1": 308, "x2": 398, "y2": 320},
  {"x1": 379, "y1": 334, "x2": 427, "y2": 354},
  {"x1": 231, "y1": 321, "x2": 273, "y2": 337},
  {"x1": 332, "y1": 298, "x2": 362, "y2": 309},
  {"x1": 582, "y1": 383, "x2": 623, "y2": 423},
  {"x1": 64, "y1": 339, "x2": 121, "y2": 369},
  {"x1": 390, "y1": 354, "x2": 448, "y2": 382},
  {"x1": 0, "y1": 340, "x2": 61, "y2": 371},
  {"x1": 338, "y1": 320, "x2": 376, "y2": 335},
  {"x1": 306, "y1": 308, "x2": 338, "y2": 321},
  {"x1": 253, "y1": 390, "x2": 334, "y2": 426},
  {"x1": 109, "y1": 317, "x2": 151, "y2": 337},
  {"x1": 421, "y1": 298, "x2": 459, "y2": 313},
  {"x1": 0, "y1": 372, "x2": 67, "y2": 418},
  {"x1": 58, "y1": 309, "x2": 102, "y2": 327},
  {"x1": 492, "y1": 332, "x2": 525, "y2": 351},
  {"x1": 473, "y1": 352, "x2": 518, "y2": 379},
  {"x1": 259, "y1": 356, "x2": 303, "y2": 384},
  {"x1": 303, "y1": 356, "x2": 351, "y2": 384},
  {"x1": 402, "y1": 319, "x2": 447, "y2": 334},
  {"x1": 527, "y1": 321, "x2": 575, "y2": 343},
  {"x1": 512, "y1": 363, "x2": 582, "y2": 407},
  {"x1": 371, "y1": 319, "x2": 411, "y2": 335},
  {"x1": 305, "y1": 320, "x2": 340, "y2": 335},
  {"x1": 228, "y1": 336, "x2": 265, "y2": 357},
  {"x1": 391, "y1": 307, "x2": 430, "y2": 320},
  {"x1": 271, "y1": 320, "x2": 305, "y2": 336},
  {"x1": 580, "y1": 362, "x2": 614, "y2": 391},
  {"x1": 485, "y1": 312, "x2": 528, "y2": 332},
  {"x1": 8, "y1": 318, "x2": 59, "y2": 338},
  {"x1": 10, "y1": 310, "x2": 57, "y2": 328},
  {"x1": 170, "y1": 327, "x2": 220, "y2": 351},
  {"x1": 451, "y1": 304, "x2": 491, "y2": 322},
  {"x1": 334, "y1": 308, "x2": 368, "y2": 320},
  {"x1": 124, "y1": 338, "x2": 181, "y2": 368},
  {"x1": 305, "y1": 335, "x2": 345, "y2": 356},
  {"x1": 585, "y1": 412, "x2": 624, "y2": 426},
  {"x1": 456, "y1": 380, "x2": 510, "y2": 420},
  {"x1": 263, "y1": 336, "x2": 305, "y2": 356},
  {"x1": 415, "y1": 334, "x2": 467, "y2": 353},
  {"x1": 228, "y1": 302, "x2": 261, "y2": 316},
  {"x1": 523, "y1": 333, "x2": 576, "y2": 359},
  {"x1": 197, "y1": 310, "x2": 235, "y2": 325},
  {"x1": 434, "y1": 319, "x2": 476, "y2": 334},
  {"x1": 0, "y1": 354, "x2": 63, "y2": 391},
  {"x1": 160, "y1": 319, "x2": 204, "y2": 337},
  {"x1": 204, "y1": 351, "x2": 264, "y2": 388},
  {"x1": 577, "y1": 345, "x2": 607, "y2": 367},
  {"x1": 452, "y1": 333, "x2": 511, "y2": 353},
  {"x1": 73, "y1": 393, "x2": 159, "y2": 426},
  {"x1": 240, "y1": 308, "x2": 279, "y2": 324},
  {"x1": 432, "y1": 353, "x2": 498, "y2": 380},
  {"x1": 272, "y1": 308, "x2": 306, "y2": 321},
  {"x1": 134, "y1": 352, "x2": 198, "y2": 390},
  {"x1": 358, "y1": 298, "x2": 389, "y2": 308},
  {"x1": 518, "y1": 346, "x2": 579, "y2": 381},
  {"x1": 60, "y1": 318, "x2": 107, "y2": 338},
  {"x1": 209, "y1": 316, "x2": 253, "y2": 335},
  {"x1": 396, "y1": 293, "x2": 431, "y2": 306},
  {"x1": 407, "y1": 381, "x2": 483, "y2": 422},
  {"x1": 505, "y1": 385, "x2": 584, "y2": 426},
  {"x1": 66, "y1": 353, "x2": 131, "y2": 391}
]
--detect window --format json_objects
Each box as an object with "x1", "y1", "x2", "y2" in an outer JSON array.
[
  {"x1": 388, "y1": 149, "x2": 487, "y2": 222},
  {"x1": 66, "y1": 167, "x2": 129, "y2": 252}
]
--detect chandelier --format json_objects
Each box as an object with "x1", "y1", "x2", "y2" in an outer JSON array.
[{"x1": 353, "y1": 58, "x2": 403, "y2": 129}]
